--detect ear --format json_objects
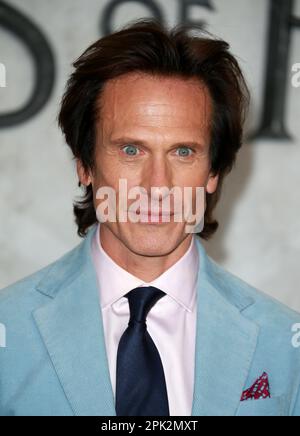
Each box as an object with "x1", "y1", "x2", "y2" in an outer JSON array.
[
  {"x1": 76, "y1": 159, "x2": 92, "y2": 186},
  {"x1": 206, "y1": 172, "x2": 219, "y2": 194}
]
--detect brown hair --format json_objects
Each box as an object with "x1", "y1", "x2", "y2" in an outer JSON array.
[{"x1": 58, "y1": 18, "x2": 249, "y2": 239}]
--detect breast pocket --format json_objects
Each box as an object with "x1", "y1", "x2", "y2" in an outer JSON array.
[{"x1": 235, "y1": 396, "x2": 286, "y2": 416}]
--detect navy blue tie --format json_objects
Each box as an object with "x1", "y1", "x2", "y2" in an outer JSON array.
[{"x1": 115, "y1": 286, "x2": 170, "y2": 416}]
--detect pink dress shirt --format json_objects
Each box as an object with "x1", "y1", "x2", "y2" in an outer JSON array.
[{"x1": 91, "y1": 223, "x2": 199, "y2": 416}]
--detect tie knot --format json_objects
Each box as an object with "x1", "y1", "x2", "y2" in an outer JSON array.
[{"x1": 125, "y1": 286, "x2": 166, "y2": 324}]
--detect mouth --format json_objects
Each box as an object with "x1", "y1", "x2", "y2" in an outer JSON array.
[
  {"x1": 128, "y1": 209, "x2": 175, "y2": 224},
  {"x1": 139, "y1": 211, "x2": 174, "y2": 216}
]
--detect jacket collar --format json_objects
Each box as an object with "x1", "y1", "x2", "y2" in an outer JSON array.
[{"x1": 33, "y1": 224, "x2": 259, "y2": 416}]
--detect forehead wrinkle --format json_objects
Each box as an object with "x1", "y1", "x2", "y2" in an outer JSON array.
[{"x1": 97, "y1": 73, "x2": 213, "y2": 143}]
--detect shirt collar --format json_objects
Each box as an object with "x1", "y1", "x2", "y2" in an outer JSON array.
[{"x1": 91, "y1": 223, "x2": 199, "y2": 312}]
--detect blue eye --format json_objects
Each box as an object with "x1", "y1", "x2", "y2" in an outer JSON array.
[
  {"x1": 176, "y1": 147, "x2": 193, "y2": 157},
  {"x1": 122, "y1": 145, "x2": 139, "y2": 156}
]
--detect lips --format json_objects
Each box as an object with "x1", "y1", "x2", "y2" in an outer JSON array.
[
  {"x1": 138, "y1": 211, "x2": 174, "y2": 217},
  {"x1": 127, "y1": 209, "x2": 175, "y2": 223}
]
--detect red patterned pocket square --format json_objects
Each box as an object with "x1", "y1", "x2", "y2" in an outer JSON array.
[{"x1": 241, "y1": 372, "x2": 271, "y2": 401}]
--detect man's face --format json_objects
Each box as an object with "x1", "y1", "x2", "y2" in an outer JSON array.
[{"x1": 78, "y1": 72, "x2": 218, "y2": 257}]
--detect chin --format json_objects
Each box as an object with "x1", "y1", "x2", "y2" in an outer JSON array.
[{"x1": 121, "y1": 223, "x2": 185, "y2": 257}]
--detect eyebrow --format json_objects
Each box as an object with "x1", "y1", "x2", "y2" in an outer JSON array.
[{"x1": 109, "y1": 136, "x2": 205, "y2": 149}]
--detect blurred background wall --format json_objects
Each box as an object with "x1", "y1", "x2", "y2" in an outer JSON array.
[{"x1": 0, "y1": 0, "x2": 299, "y2": 311}]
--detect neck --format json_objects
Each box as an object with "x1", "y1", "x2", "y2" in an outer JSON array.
[{"x1": 99, "y1": 225, "x2": 193, "y2": 282}]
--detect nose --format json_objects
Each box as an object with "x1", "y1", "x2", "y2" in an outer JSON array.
[{"x1": 143, "y1": 155, "x2": 173, "y2": 202}]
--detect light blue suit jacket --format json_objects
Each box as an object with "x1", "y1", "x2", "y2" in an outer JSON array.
[{"x1": 0, "y1": 224, "x2": 300, "y2": 416}]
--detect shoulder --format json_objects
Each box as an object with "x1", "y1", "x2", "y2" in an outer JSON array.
[
  {"x1": 207, "y1": 254, "x2": 300, "y2": 326},
  {"x1": 0, "y1": 238, "x2": 86, "y2": 316}
]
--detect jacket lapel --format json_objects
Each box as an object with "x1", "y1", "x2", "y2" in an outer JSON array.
[
  {"x1": 191, "y1": 238, "x2": 259, "y2": 416},
  {"x1": 33, "y1": 225, "x2": 116, "y2": 416}
]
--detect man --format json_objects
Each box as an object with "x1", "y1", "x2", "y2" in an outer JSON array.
[{"x1": 0, "y1": 19, "x2": 299, "y2": 417}]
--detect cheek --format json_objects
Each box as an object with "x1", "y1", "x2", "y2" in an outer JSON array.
[
  {"x1": 174, "y1": 171, "x2": 209, "y2": 189},
  {"x1": 92, "y1": 166, "x2": 143, "y2": 207},
  {"x1": 92, "y1": 158, "x2": 120, "y2": 190},
  {"x1": 100, "y1": 153, "x2": 143, "y2": 184},
  {"x1": 173, "y1": 157, "x2": 211, "y2": 187}
]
